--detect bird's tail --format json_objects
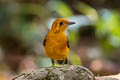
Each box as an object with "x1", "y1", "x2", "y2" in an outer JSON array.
[{"x1": 57, "y1": 58, "x2": 68, "y2": 65}]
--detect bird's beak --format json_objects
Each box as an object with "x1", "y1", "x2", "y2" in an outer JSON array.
[{"x1": 68, "y1": 22, "x2": 75, "y2": 25}]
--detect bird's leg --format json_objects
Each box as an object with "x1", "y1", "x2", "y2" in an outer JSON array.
[
  {"x1": 62, "y1": 60, "x2": 65, "y2": 66},
  {"x1": 51, "y1": 59, "x2": 54, "y2": 67}
]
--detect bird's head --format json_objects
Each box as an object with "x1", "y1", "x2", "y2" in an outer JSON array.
[{"x1": 51, "y1": 18, "x2": 75, "y2": 33}]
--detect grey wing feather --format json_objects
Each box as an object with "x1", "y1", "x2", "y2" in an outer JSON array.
[
  {"x1": 43, "y1": 34, "x2": 48, "y2": 47},
  {"x1": 67, "y1": 36, "x2": 70, "y2": 48},
  {"x1": 43, "y1": 38, "x2": 46, "y2": 47}
]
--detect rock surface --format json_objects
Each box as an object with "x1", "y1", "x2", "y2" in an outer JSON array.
[{"x1": 12, "y1": 65, "x2": 95, "y2": 80}]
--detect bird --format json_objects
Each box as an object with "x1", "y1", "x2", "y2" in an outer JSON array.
[{"x1": 43, "y1": 18, "x2": 75, "y2": 66}]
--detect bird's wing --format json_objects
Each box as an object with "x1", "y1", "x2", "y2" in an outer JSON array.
[
  {"x1": 43, "y1": 34, "x2": 48, "y2": 47},
  {"x1": 43, "y1": 38, "x2": 46, "y2": 47},
  {"x1": 67, "y1": 36, "x2": 70, "y2": 48}
]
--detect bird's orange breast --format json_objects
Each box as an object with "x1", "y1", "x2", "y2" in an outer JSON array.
[{"x1": 44, "y1": 32, "x2": 69, "y2": 60}]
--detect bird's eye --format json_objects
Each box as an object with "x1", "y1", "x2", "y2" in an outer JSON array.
[{"x1": 59, "y1": 22, "x2": 63, "y2": 26}]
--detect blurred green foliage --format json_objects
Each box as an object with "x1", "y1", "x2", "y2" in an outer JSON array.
[
  {"x1": 47, "y1": 1, "x2": 73, "y2": 17},
  {"x1": 96, "y1": 10, "x2": 120, "y2": 50}
]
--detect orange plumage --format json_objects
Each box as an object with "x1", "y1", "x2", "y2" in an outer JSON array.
[{"x1": 43, "y1": 18, "x2": 75, "y2": 66}]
